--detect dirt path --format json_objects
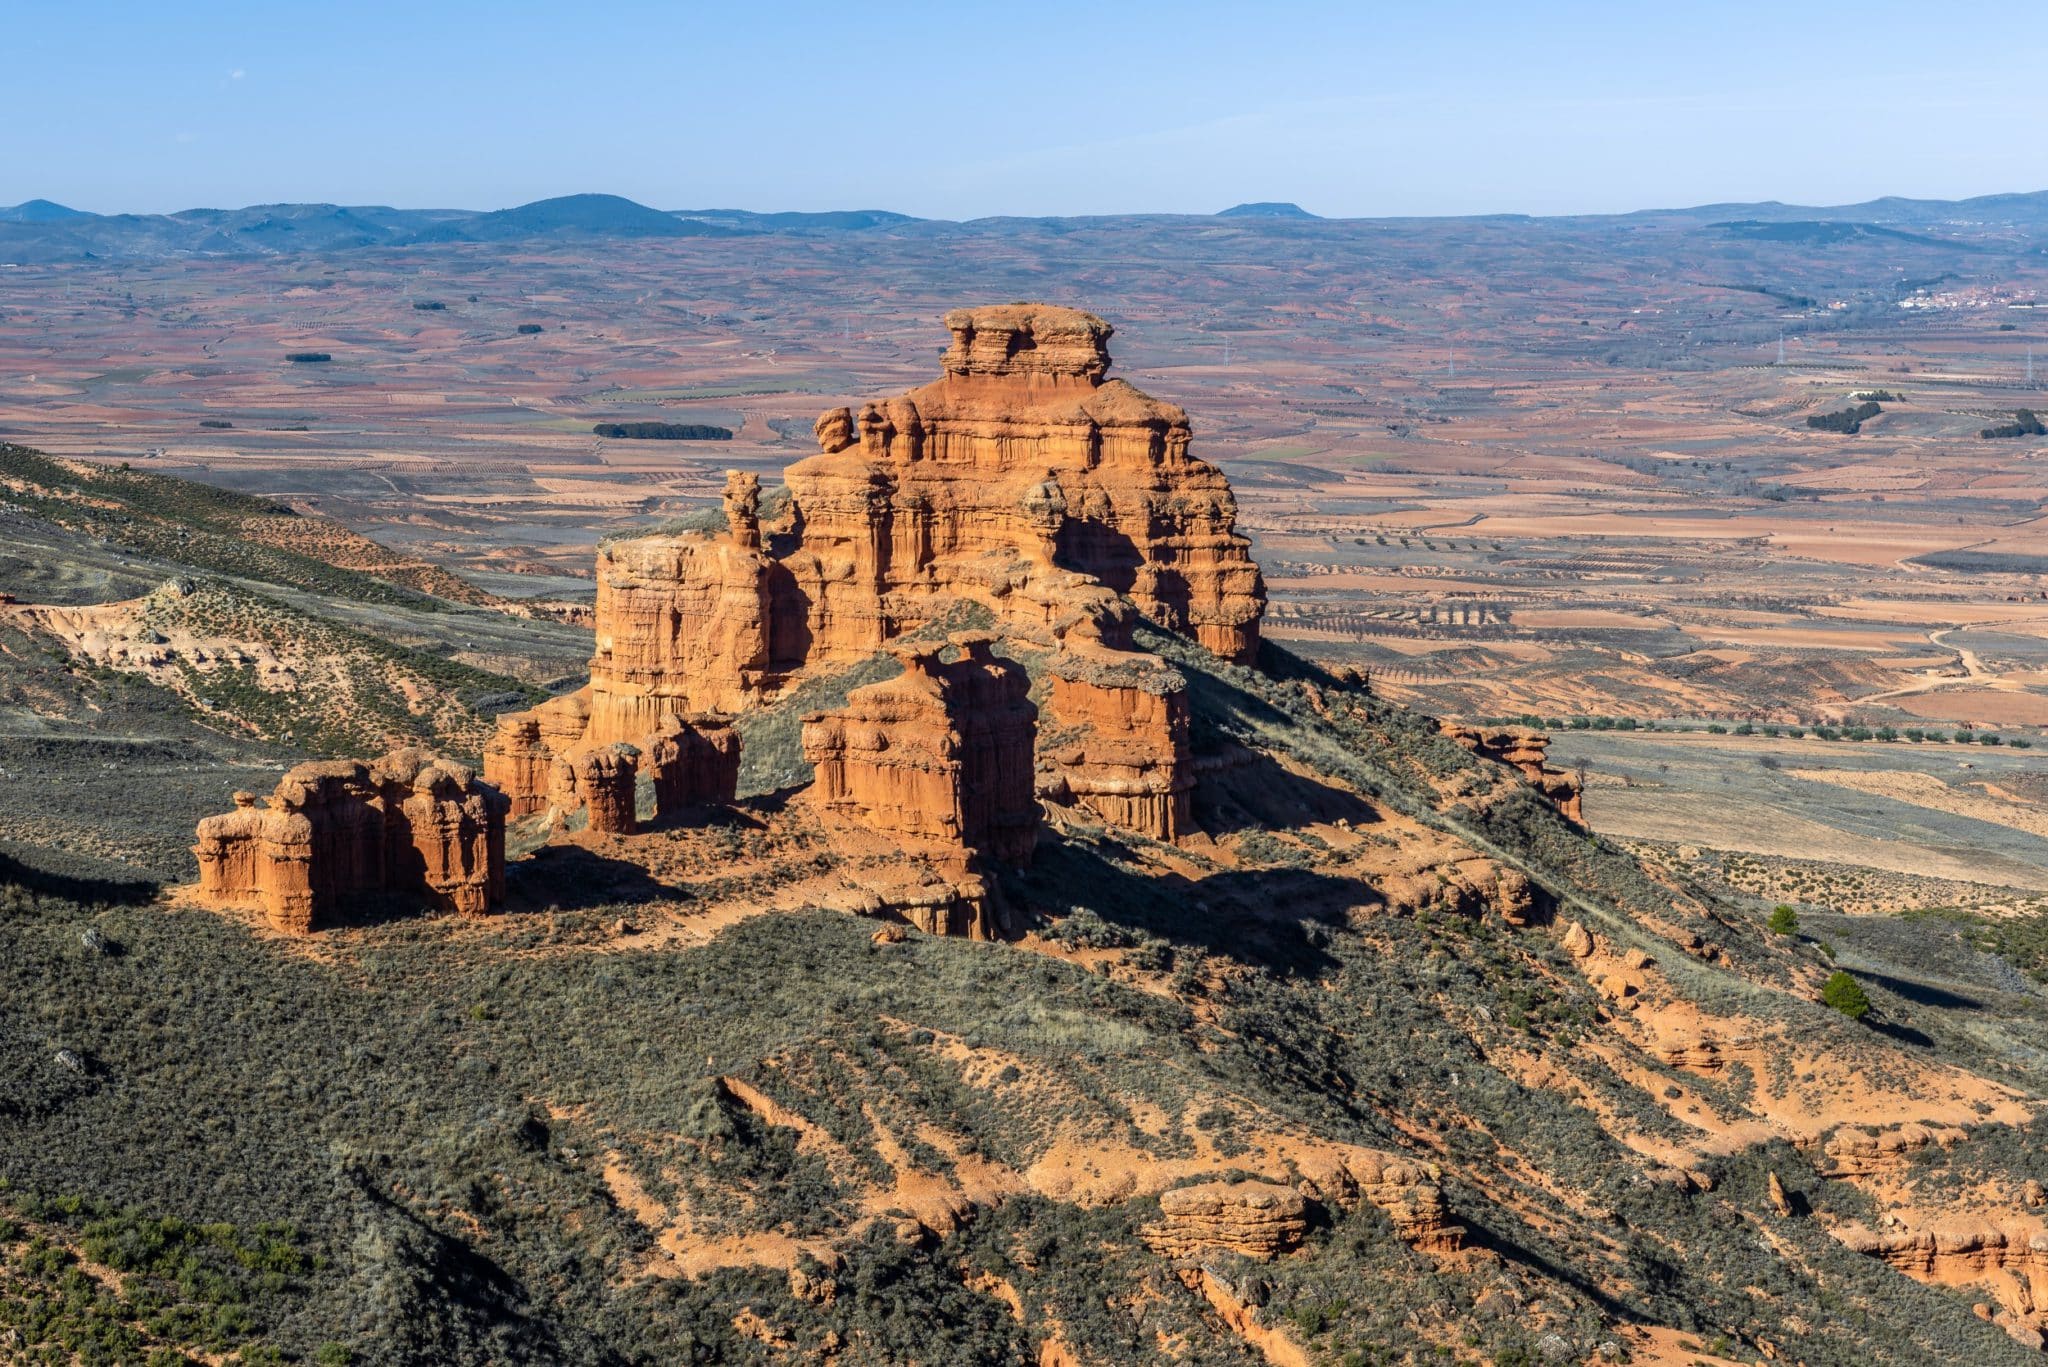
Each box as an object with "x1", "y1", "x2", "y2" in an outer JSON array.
[{"x1": 1856, "y1": 617, "x2": 2048, "y2": 706}]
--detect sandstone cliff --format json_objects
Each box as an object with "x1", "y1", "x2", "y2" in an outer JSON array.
[
  {"x1": 486, "y1": 305, "x2": 1263, "y2": 857},
  {"x1": 780, "y1": 305, "x2": 1265, "y2": 666},
  {"x1": 801, "y1": 635, "x2": 1037, "y2": 937},
  {"x1": 194, "y1": 748, "x2": 507, "y2": 932},
  {"x1": 1038, "y1": 610, "x2": 1193, "y2": 842}
]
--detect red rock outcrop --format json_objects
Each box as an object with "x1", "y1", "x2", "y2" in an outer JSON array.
[
  {"x1": 779, "y1": 305, "x2": 1264, "y2": 665},
  {"x1": 804, "y1": 634, "x2": 1038, "y2": 863},
  {"x1": 1143, "y1": 1181, "x2": 1310, "y2": 1260},
  {"x1": 1836, "y1": 1219, "x2": 2048, "y2": 1347},
  {"x1": 194, "y1": 749, "x2": 506, "y2": 932},
  {"x1": 551, "y1": 744, "x2": 640, "y2": 836},
  {"x1": 1038, "y1": 611, "x2": 1193, "y2": 842},
  {"x1": 802, "y1": 634, "x2": 1038, "y2": 936},
  {"x1": 1441, "y1": 723, "x2": 1583, "y2": 823},
  {"x1": 488, "y1": 307, "x2": 1259, "y2": 857},
  {"x1": 1291, "y1": 1147, "x2": 1464, "y2": 1255},
  {"x1": 644, "y1": 712, "x2": 741, "y2": 815},
  {"x1": 484, "y1": 691, "x2": 591, "y2": 818},
  {"x1": 584, "y1": 471, "x2": 780, "y2": 740}
]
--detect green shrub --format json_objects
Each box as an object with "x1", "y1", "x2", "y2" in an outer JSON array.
[
  {"x1": 1767, "y1": 906, "x2": 1799, "y2": 936},
  {"x1": 1822, "y1": 971, "x2": 1871, "y2": 1020}
]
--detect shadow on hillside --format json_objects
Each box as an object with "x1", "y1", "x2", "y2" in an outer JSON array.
[
  {"x1": 342, "y1": 1167, "x2": 567, "y2": 1360},
  {"x1": 1858, "y1": 969, "x2": 1983, "y2": 1013},
  {"x1": 1458, "y1": 1212, "x2": 1639, "y2": 1321},
  {"x1": 1016, "y1": 836, "x2": 1356, "y2": 978},
  {"x1": 1866, "y1": 1016, "x2": 1939, "y2": 1049},
  {"x1": 0, "y1": 849, "x2": 160, "y2": 906},
  {"x1": 647, "y1": 801, "x2": 769, "y2": 834},
  {"x1": 507, "y1": 844, "x2": 691, "y2": 911},
  {"x1": 1192, "y1": 744, "x2": 1382, "y2": 837}
]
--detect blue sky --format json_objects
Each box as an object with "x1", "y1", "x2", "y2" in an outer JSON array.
[{"x1": 7, "y1": 1, "x2": 2044, "y2": 218}]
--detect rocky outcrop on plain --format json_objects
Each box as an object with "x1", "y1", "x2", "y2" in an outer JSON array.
[
  {"x1": 1439, "y1": 722, "x2": 1583, "y2": 822},
  {"x1": 487, "y1": 305, "x2": 1263, "y2": 858},
  {"x1": 802, "y1": 635, "x2": 1037, "y2": 936},
  {"x1": 194, "y1": 748, "x2": 507, "y2": 932}
]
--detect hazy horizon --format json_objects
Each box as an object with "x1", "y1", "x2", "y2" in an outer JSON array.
[
  {"x1": 11, "y1": 182, "x2": 2048, "y2": 223},
  {"x1": 12, "y1": 0, "x2": 2046, "y2": 221}
]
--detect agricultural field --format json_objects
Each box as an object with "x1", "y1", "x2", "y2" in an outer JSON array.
[{"x1": 2, "y1": 213, "x2": 2043, "y2": 749}]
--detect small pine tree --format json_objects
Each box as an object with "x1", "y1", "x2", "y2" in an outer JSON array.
[
  {"x1": 1768, "y1": 905, "x2": 1800, "y2": 936},
  {"x1": 1823, "y1": 971, "x2": 1870, "y2": 1020}
]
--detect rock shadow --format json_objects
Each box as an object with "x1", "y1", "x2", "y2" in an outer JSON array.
[
  {"x1": 646, "y1": 802, "x2": 768, "y2": 834},
  {"x1": 1858, "y1": 969, "x2": 1983, "y2": 1012},
  {"x1": 1192, "y1": 743, "x2": 1383, "y2": 837},
  {"x1": 507, "y1": 843, "x2": 691, "y2": 912},
  {"x1": 1054, "y1": 518, "x2": 1143, "y2": 596},
  {"x1": 0, "y1": 849, "x2": 160, "y2": 906},
  {"x1": 1015, "y1": 836, "x2": 1356, "y2": 979}
]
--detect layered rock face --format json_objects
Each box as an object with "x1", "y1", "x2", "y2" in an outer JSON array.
[
  {"x1": 802, "y1": 635, "x2": 1038, "y2": 935},
  {"x1": 1038, "y1": 612, "x2": 1193, "y2": 841},
  {"x1": 780, "y1": 305, "x2": 1265, "y2": 665},
  {"x1": 645, "y1": 713, "x2": 741, "y2": 814},
  {"x1": 584, "y1": 473, "x2": 778, "y2": 740},
  {"x1": 804, "y1": 634, "x2": 1038, "y2": 863},
  {"x1": 488, "y1": 307, "x2": 1260, "y2": 851},
  {"x1": 1143, "y1": 1181, "x2": 1310, "y2": 1260},
  {"x1": 1837, "y1": 1220, "x2": 2048, "y2": 1348},
  {"x1": 194, "y1": 749, "x2": 507, "y2": 932},
  {"x1": 1441, "y1": 723, "x2": 1583, "y2": 823},
  {"x1": 552, "y1": 744, "x2": 640, "y2": 836},
  {"x1": 484, "y1": 692, "x2": 592, "y2": 818}
]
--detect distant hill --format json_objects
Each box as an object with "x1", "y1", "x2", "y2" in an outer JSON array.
[
  {"x1": 671, "y1": 207, "x2": 919, "y2": 233},
  {"x1": 1713, "y1": 218, "x2": 1980, "y2": 249},
  {"x1": 417, "y1": 193, "x2": 737, "y2": 243},
  {"x1": 3, "y1": 186, "x2": 2047, "y2": 260},
  {"x1": 0, "y1": 198, "x2": 93, "y2": 223},
  {"x1": 1633, "y1": 188, "x2": 2048, "y2": 231},
  {"x1": 1217, "y1": 201, "x2": 1319, "y2": 219}
]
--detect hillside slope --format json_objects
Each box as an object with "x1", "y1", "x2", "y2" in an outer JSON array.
[
  {"x1": 0, "y1": 447, "x2": 590, "y2": 885},
  {"x1": 4, "y1": 633, "x2": 2047, "y2": 1363}
]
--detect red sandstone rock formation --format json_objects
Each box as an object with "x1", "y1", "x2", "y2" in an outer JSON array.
[
  {"x1": 802, "y1": 634, "x2": 1038, "y2": 936},
  {"x1": 1441, "y1": 723, "x2": 1583, "y2": 823},
  {"x1": 1837, "y1": 1218, "x2": 2048, "y2": 1347},
  {"x1": 1038, "y1": 610, "x2": 1193, "y2": 842},
  {"x1": 1142, "y1": 1181, "x2": 1310, "y2": 1260},
  {"x1": 1291, "y1": 1147, "x2": 1464, "y2": 1255},
  {"x1": 644, "y1": 713, "x2": 741, "y2": 815},
  {"x1": 585, "y1": 475, "x2": 780, "y2": 740},
  {"x1": 484, "y1": 692, "x2": 591, "y2": 818},
  {"x1": 194, "y1": 749, "x2": 506, "y2": 932},
  {"x1": 780, "y1": 305, "x2": 1264, "y2": 665},
  {"x1": 488, "y1": 306, "x2": 1261, "y2": 857},
  {"x1": 551, "y1": 744, "x2": 640, "y2": 836}
]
